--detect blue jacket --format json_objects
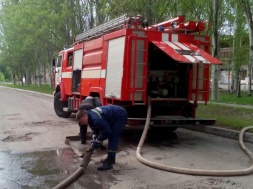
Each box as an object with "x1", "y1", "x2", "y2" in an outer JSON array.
[{"x1": 87, "y1": 105, "x2": 127, "y2": 141}]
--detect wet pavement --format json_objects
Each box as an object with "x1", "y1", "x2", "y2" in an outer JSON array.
[
  {"x1": 0, "y1": 147, "x2": 122, "y2": 189},
  {"x1": 0, "y1": 148, "x2": 80, "y2": 189},
  {"x1": 0, "y1": 130, "x2": 177, "y2": 189},
  {"x1": 1, "y1": 129, "x2": 253, "y2": 189}
]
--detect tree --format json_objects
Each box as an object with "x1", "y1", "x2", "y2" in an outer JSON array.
[
  {"x1": 0, "y1": 0, "x2": 91, "y2": 86},
  {"x1": 211, "y1": 0, "x2": 221, "y2": 100},
  {"x1": 0, "y1": 0, "x2": 251, "y2": 102},
  {"x1": 239, "y1": 0, "x2": 253, "y2": 96},
  {"x1": 0, "y1": 71, "x2": 5, "y2": 81}
]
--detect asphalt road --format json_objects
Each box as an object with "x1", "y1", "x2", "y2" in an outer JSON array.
[{"x1": 0, "y1": 86, "x2": 253, "y2": 189}]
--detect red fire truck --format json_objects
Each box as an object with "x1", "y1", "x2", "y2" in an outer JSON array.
[{"x1": 52, "y1": 15, "x2": 221, "y2": 128}]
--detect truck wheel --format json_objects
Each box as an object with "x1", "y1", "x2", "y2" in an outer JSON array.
[{"x1": 54, "y1": 91, "x2": 71, "y2": 118}]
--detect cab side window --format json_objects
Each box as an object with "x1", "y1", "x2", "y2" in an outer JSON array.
[
  {"x1": 67, "y1": 53, "x2": 73, "y2": 67},
  {"x1": 57, "y1": 55, "x2": 62, "y2": 67}
]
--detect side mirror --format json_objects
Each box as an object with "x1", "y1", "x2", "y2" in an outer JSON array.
[{"x1": 52, "y1": 58, "x2": 56, "y2": 67}]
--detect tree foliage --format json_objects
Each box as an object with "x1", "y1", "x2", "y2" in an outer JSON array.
[{"x1": 0, "y1": 0, "x2": 252, "y2": 97}]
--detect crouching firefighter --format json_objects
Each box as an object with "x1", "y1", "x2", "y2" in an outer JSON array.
[
  {"x1": 78, "y1": 96, "x2": 102, "y2": 144},
  {"x1": 76, "y1": 105, "x2": 128, "y2": 171}
]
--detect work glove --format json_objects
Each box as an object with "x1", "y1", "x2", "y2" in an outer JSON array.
[
  {"x1": 92, "y1": 134, "x2": 97, "y2": 140},
  {"x1": 91, "y1": 139, "x2": 106, "y2": 150}
]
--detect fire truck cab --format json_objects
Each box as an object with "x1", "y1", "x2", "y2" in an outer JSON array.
[{"x1": 53, "y1": 15, "x2": 221, "y2": 128}]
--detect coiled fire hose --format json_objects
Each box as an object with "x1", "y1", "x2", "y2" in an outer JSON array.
[
  {"x1": 53, "y1": 145, "x2": 95, "y2": 189},
  {"x1": 136, "y1": 97, "x2": 253, "y2": 176}
]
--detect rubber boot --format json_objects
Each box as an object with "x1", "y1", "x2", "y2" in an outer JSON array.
[
  {"x1": 100, "y1": 155, "x2": 116, "y2": 164},
  {"x1": 80, "y1": 125, "x2": 87, "y2": 144},
  {"x1": 97, "y1": 158, "x2": 113, "y2": 171},
  {"x1": 97, "y1": 156, "x2": 115, "y2": 171}
]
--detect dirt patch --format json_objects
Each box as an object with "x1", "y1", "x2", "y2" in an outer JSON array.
[
  {"x1": 1, "y1": 113, "x2": 22, "y2": 120},
  {"x1": 2, "y1": 132, "x2": 40, "y2": 142},
  {"x1": 3, "y1": 114, "x2": 21, "y2": 117},
  {"x1": 22, "y1": 120, "x2": 72, "y2": 127},
  {"x1": 7, "y1": 117, "x2": 21, "y2": 120},
  {"x1": 4, "y1": 131, "x2": 13, "y2": 134}
]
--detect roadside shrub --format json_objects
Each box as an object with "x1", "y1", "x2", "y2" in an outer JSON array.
[{"x1": 0, "y1": 71, "x2": 5, "y2": 81}]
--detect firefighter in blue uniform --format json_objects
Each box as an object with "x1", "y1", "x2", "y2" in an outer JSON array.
[
  {"x1": 76, "y1": 105, "x2": 128, "y2": 171},
  {"x1": 78, "y1": 96, "x2": 102, "y2": 144}
]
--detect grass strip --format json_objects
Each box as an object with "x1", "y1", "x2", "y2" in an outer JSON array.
[
  {"x1": 197, "y1": 103, "x2": 253, "y2": 130},
  {"x1": 0, "y1": 83, "x2": 54, "y2": 95}
]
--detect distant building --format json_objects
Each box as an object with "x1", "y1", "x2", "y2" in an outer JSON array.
[{"x1": 219, "y1": 47, "x2": 247, "y2": 84}]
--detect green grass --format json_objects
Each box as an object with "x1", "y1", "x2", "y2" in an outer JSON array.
[
  {"x1": 203, "y1": 90, "x2": 253, "y2": 130},
  {"x1": 212, "y1": 90, "x2": 253, "y2": 106},
  {"x1": 197, "y1": 103, "x2": 253, "y2": 130},
  {"x1": 0, "y1": 83, "x2": 54, "y2": 95}
]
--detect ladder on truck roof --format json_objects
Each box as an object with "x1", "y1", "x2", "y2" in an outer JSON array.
[{"x1": 75, "y1": 14, "x2": 130, "y2": 42}]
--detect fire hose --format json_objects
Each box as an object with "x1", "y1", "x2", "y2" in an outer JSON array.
[
  {"x1": 52, "y1": 145, "x2": 95, "y2": 189},
  {"x1": 136, "y1": 97, "x2": 253, "y2": 176}
]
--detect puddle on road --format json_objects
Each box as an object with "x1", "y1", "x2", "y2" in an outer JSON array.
[
  {"x1": 0, "y1": 130, "x2": 180, "y2": 189},
  {"x1": 0, "y1": 148, "x2": 117, "y2": 189}
]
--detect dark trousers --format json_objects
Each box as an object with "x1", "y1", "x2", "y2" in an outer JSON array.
[
  {"x1": 108, "y1": 109, "x2": 128, "y2": 151},
  {"x1": 80, "y1": 125, "x2": 87, "y2": 144}
]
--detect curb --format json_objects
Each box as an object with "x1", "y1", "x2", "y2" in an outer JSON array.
[{"x1": 183, "y1": 125, "x2": 253, "y2": 143}]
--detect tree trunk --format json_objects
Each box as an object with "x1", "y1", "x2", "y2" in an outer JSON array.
[
  {"x1": 24, "y1": 58, "x2": 31, "y2": 86},
  {"x1": 12, "y1": 71, "x2": 16, "y2": 85},
  {"x1": 146, "y1": 0, "x2": 154, "y2": 25},
  {"x1": 239, "y1": 0, "x2": 253, "y2": 96},
  {"x1": 248, "y1": 28, "x2": 253, "y2": 96},
  {"x1": 43, "y1": 63, "x2": 47, "y2": 84},
  {"x1": 47, "y1": 50, "x2": 54, "y2": 88},
  {"x1": 237, "y1": 68, "x2": 241, "y2": 97},
  {"x1": 231, "y1": 35, "x2": 235, "y2": 93},
  {"x1": 37, "y1": 65, "x2": 42, "y2": 87},
  {"x1": 88, "y1": 0, "x2": 94, "y2": 28},
  {"x1": 211, "y1": 0, "x2": 220, "y2": 100}
]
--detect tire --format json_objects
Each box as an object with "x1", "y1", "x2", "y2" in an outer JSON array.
[{"x1": 54, "y1": 91, "x2": 71, "y2": 118}]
